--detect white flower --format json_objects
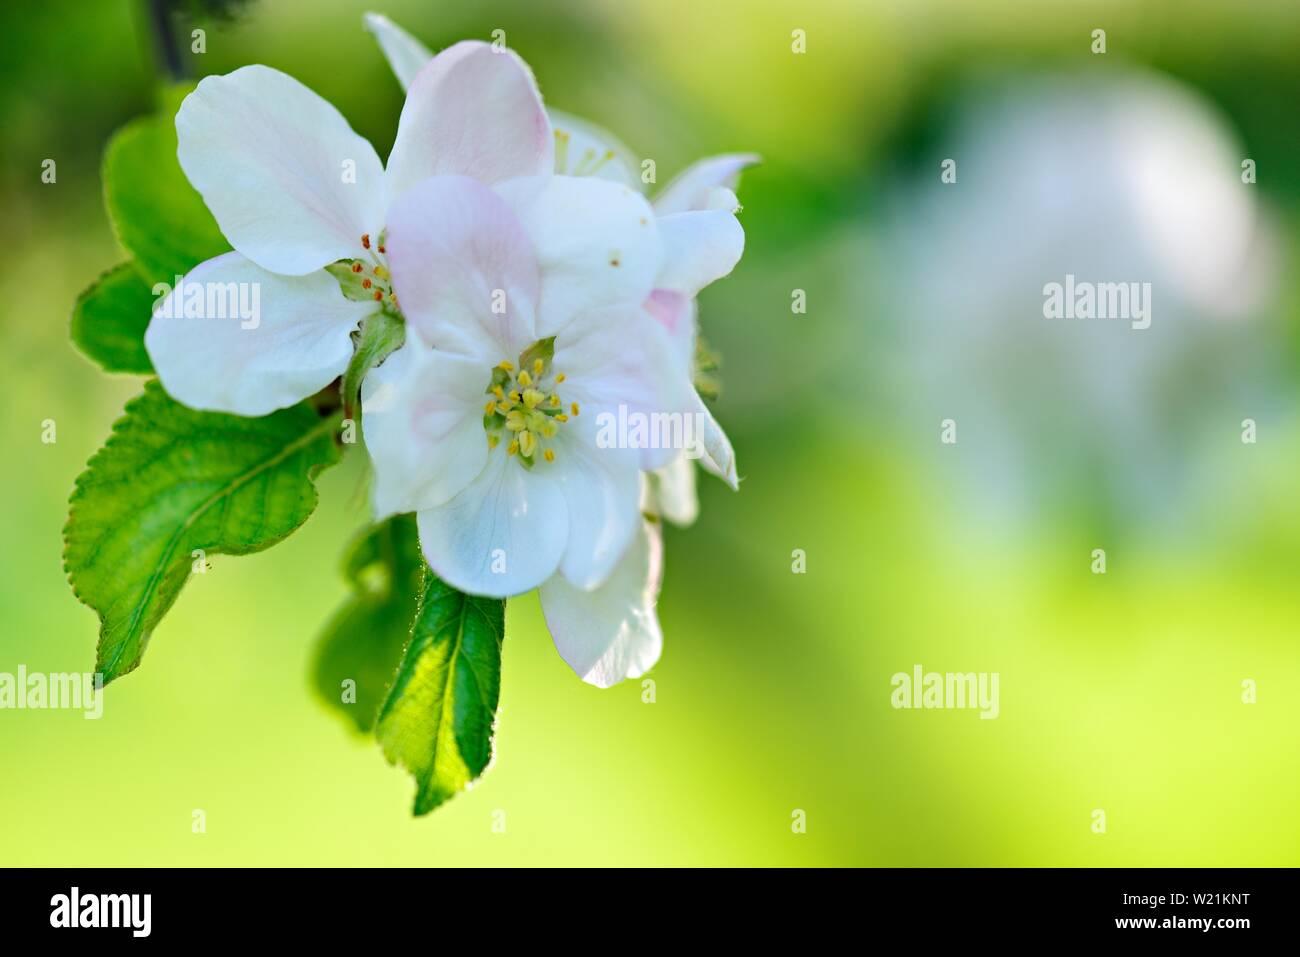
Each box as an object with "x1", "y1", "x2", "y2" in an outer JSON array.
[
  {"x1": 145, "y1": 37, "x2": 553, "y2": 415},
  {"x1": 364, "y1": 14, "x2": 754, "y2": 685},
  {"x1": 359, "y1": 171, "x2": 693, "y2": 682}
]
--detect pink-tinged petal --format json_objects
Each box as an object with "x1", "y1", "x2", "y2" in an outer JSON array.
[
  {"x1": 416, "y1": 453, "x2": 568, "y2": 598},
  {"x1": 554, "y1": 304, "x2": 696, "y2": 471},
  {"x1": 176, "y1": 66, "x2": 385, "y2": 276},
  {"x1": 386, "y1": 40, "x2": 552, "y2": 199},
  {"x1": 540, "y1": 519, "x2": 663, "y2": 688},
  {"x1": 363, "y1": 12, "x2": 432, "y2": 92},
  {"x1": 656, "y1": 208, "x2": 745, "y2": 298},
  {"x1": 643, "y1": 289, "x2": 695, "y2": 372},
  {"x1": 145, "y1": 252, "x2": 371, "y2": 416},
  {"x1": 361, "y1": 343, "x2": 490, "y2": 518},
  {"x1": 653, "y1": 153, "x2": 760, "y2": 216},
  {"x1": 550, "y1": 414, "x2": 641, "y2": 590},
  {"x1": 385, "y1": 175, "x2": 539, "y2": 360},
  {"x1": 496, "y1": 175, "x2": 661, "y2": 337}
]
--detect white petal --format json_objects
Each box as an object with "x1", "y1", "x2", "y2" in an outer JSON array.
[
  {"x1": 385, "y1": 175, "x2": 539, "y2": 360},
  {"x1": 653, "y1": 153, "x2": 759, "y2": 216},
  {"x1": 363, "y1": 12, "x2": 432, "y2": 91},
  {"x1": 645, "y1": 455, "x2": 699, "y2": 526},
  {"x1": 555, "y1": 305, "x2": 696, "y2": 471},
  {"x1": 361, "y1": 343, "x2": 489, "y2": 517},
  {"x1": 416, "y1": 452, "x2": 568, "y2": 597},
  {"x1": 540, "y1": 519, "x2": 664, "y2": 688},
  {"x1": 693, "y1": 392, "x2": 739, "y2": 489},
  {"x1": 655, "y1": 208, "x2": 745, "y2": 299},
  {"x1": 176, "y1": 65, "x2": 385, "y2": 276},
  {"x1": 550, "y1": 415, "x2": 641, "y2": 590},
  {"x1": 144, "y1": 252, "x2": 371, "y2": 416},
  {"x1": 496, "y1": 175, "x2": 662, "y2": 336},
  {"x1": 549, "y1": 109, "x2": 641, "y2": 188},
  {"x1": 386, "y1": 41, "x2": 552, "y2": 200}
]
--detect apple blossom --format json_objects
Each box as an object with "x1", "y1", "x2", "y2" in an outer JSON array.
[
  {"x1": 358, "y1": 172, "x2": 695, "y2": 682},
  {"x1": 145, "y1": 38, "x2": 552, "y2": 415},
  {"x1": 371, "y1": 13, "x2": 756, "y2": 522},
  {"x1": 361, "y1": 13, "x2": 755, "y2": 684}
]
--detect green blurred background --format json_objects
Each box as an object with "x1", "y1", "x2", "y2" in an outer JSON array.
[{"x1": 2, "y1": 0, "x2": 1299, "y2": 866}]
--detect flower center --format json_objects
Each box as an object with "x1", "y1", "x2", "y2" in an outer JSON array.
[
  {"x1": 326, "y1": 232, "x2": 399, "y2": 309},
  {"x1": 482, "y1": 337, "x2": 577, "y2": 467}
]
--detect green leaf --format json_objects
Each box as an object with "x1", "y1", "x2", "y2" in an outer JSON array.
[
  {"x1": 341, "y1": 310, "x2": 403, "y2": 420},
  {"x1": 376, "y1": 572, "x2": 506, "y2": 815},
  {"x1": 70, "y1": 263, "x2": 156, "y2": 374},
  {"x1": 103, "y1": 96, "x2": 228, "y2": 284},
  {"x1": 64, "y1": 381, "x2": 342, "y2": 683},
  {"x1": 312, "y1": 515, "x2": 422, "y2": 733}
]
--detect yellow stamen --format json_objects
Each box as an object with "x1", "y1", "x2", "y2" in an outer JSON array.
[
  {"x1": 519, "y1": 430, "x2": 536, "y2": 456},
  {"x1": 487, "y1": 434, "x2": 500, "y2": 449},
  {"x1": 517, "y1": 370, "x2": 532, "y2": 387},
  {"x1": 570, "y1": 402, "x2": 580, "y2": 416},
  {"x1": 498, "y1": 360, "x2": 514, "y2": 371},
  {"x1": 533, "y1": 358, "x2": 544, "y2": 376},
  {"x1": 496, "y1": 402, "x2": 514, "y2": 415},
  {"x1": 555, "y1": 373, "x2": 566, "y2": 384},
  {"x1": 549, "y1": 394, "x2": 561, "y2": 407},
  {"x1": 492, "y1": 386, "x2": 505, "y2": 399},
  {"x1": 507, "y1": 440, "x2": 519, "y2": 456},
  {"x1": 555, "y1": 413, "x2": 568, "y2": 423},
  {"x1": 543, "y1": 449, "x2": 555, "y2": 462},
  {"x1": 484, "y1": 400, "x2": 497, "y2": 414}
]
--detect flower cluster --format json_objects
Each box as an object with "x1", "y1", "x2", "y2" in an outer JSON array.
[{"x1": 144, "y1": 13, "x2": 755, "y2": 687}]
